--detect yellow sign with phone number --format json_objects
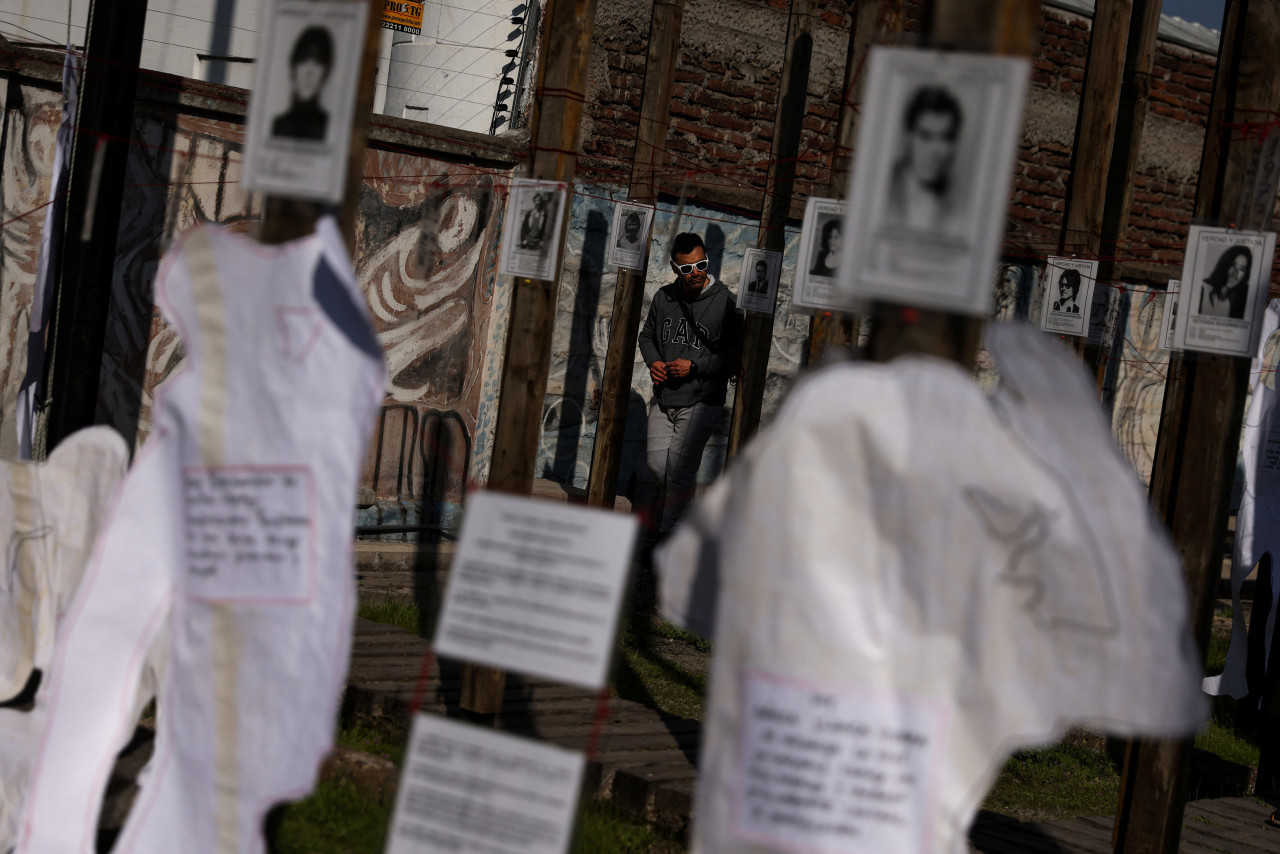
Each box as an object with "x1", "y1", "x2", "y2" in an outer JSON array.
[{"x1": 382, "y1": 0, "x2": 423, "y2": 34}]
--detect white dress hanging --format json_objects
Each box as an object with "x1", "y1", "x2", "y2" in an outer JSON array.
[
  {"x1": 16, "y1": 218, "x2": 386, "y2": 854},
  {"x1": 658, "y1": 322, "x2": 1204, "y2": 854},
  {"x1": 1, "y1": 426, "x2": 129, "y2": 851}
]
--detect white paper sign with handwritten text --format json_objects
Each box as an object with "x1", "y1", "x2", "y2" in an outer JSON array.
[{"x1": 732, "y1": 671, "x2": 947, "y2": 853}]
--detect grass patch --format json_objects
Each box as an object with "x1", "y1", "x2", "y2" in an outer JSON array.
[
  {"x1": 356, "y1": 595, "x2": 421, "y2": 635},
  {"x1": 270, "y1": 779, "x2": 393, "y2": 854},
  {"x1": 337, "y1": 719, "x2": 406, "y2": 767},
  {"x1": 614, "y1": 612, "x2": 710, "y2": 721},
  {"x1": 571, "y1": 800, "x2": 685, "y2": 853},
  {"x1": 982, "y1": 741, "x2": 1121, "y2": 822}
]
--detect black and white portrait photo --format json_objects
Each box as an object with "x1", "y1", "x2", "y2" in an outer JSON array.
[
  {"x1": 1175, "y1": 226, "x2": 1275, "y2": 357},
  {"x1": 792, "y1": 197, "x2": 850, "y2": 312},
  {"x1": 606, "y1": 202, "x2": 655, "y2": 270},
  {"x1": 887, "y1": 85, "x2": 963, "y2": 234},
  {"x1": 243, "y1": 0, "x2": 366, "y2": 203},
  {"x1": 737, "y1": 248, "x2": 782, "y2": 314},
  {"x1": 839, "y1": 47, "x2": 1030, "y2": 315},
  {"x1": 1159, "y1": 280, "x2": 1181, "y2": 351},
  {"x1": 272, "y1": 26, "x2": 333, "y2": 141},
  {"x1": 500, "y1": 178, "x2": 568, "y2": 279},
  {"x1": 1038, "y1": 257, "x2": 1097, "y2": 338}
]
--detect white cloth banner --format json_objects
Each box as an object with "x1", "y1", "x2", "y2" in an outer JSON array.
[
  {"x1": 16, "y1": 52, "x2": 78, "y2": 461},
  {"x1": 658, "y1": 322, "x2": 1204, "y2": 854},
  {"x1": 1204, "y1": 299, "x2": 1280, "y2": 699},
  {"x1": 0, "y1": 427, "x2": 128, "y2": 851},
  {"x1": 17, "y1": 218, "x2": 386, "y2": 854}
]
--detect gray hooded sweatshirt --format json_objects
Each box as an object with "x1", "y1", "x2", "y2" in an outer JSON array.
[{"x1": 638, "y1": 276, "x2": 743, "y2": 408}]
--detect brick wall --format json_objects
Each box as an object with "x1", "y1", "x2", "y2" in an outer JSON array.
[{"x1": 582, "y1": 0, "x2": 1224, "y2": 288}]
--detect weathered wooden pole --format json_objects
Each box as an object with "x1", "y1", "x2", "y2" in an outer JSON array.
[
  {"x1": 586, "y1": 0, "x2": 685, "y2": 509},
  {"x1": 461, "y1": 0, "x2": 598, "y2": 713},
  {"x1": 1111, "y1": 2, "x2": 1280, "y2": 851},
  {"x1": 1054, "y1": 0, "x2": 1163, "y2": 379},
  {"x1": 258, "y1": 0, "x2": 383, "y2": 248},
  {"x1": 1090, "y1": 0, "x2": 1165, "y2": 393},
  {"x1": 865, "y1": 0, "x2": 1038, "y2": 368},
  {"x1": 39, "y1": 0, "x2": 150, "y2": 456},
  {"x1": 802, "y1": 0, "x2": 903, "y2": 365},
  {"x1": 725, "y1": 0, "x2": 815, "y2": 457}
]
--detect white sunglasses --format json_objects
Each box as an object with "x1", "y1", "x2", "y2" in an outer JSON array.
[{"x1": 671, "y1": 258, "x2": 710, "y2": 275}]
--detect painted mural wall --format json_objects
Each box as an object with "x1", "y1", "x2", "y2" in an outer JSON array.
[{"x1": 0, "y1": 72, "x2": 513, "y2": 532}]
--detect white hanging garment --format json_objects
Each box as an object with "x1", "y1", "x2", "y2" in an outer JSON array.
[
  {"x1": 0, "y1": 427, "x2": 128, "y2": 850},
  {"x1": 658, "y1": 322, "x2": 1204, "y2": 854},
  {"x1": 1204, "y1": 299, "x2": 1280, "y2": 699},
  {"x1": 16, "y1": 217, "x2": 386, "y2": 854}
]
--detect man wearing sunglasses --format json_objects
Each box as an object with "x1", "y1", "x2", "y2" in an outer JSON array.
[{"x1": 638, "y1": 232, "x2": 743, "y2": 538}]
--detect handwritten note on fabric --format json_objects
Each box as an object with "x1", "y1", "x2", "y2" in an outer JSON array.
[
  {"x1": 434, "y1": 492, "x2": 637, "y2": 689},
  {"x1": 184, "y1": 467, "x2": 314, "y2": 602},
  {"x1": 734, "y1": 672, "x2": 945, "y2": 853},
  {"x1": 385, "y1": 713, "x2": 584, "y2": 854}
]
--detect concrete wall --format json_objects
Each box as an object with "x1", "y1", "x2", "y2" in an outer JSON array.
[{"x1": 0, "y1": 50, "x2": 520, "y2": 533}]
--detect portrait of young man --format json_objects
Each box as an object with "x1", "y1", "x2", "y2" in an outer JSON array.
[
  {"x1": 271, "y1": 26, "x2": 334, "y2": 141},
  {"x1": 519, "y1": 192, "x2": 551, "y2": 250},
  {"x1": 638, "y1": 232, "x2": 743, "y2": 538},
  {"x1": 747, "y1": 258, "x2": 770, "y2": 294},
  {"x1": 1052, "y1": 268, "x2": 1082, "y2": 314},
  {"x1": 886, "y1": 84, "x2": 963, "y2": 233}
]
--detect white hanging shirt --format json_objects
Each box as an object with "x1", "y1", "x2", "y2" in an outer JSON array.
[
  {"x1": 1204, "y1": 299, "x2": 1280, "y2": 699},
  {"x1": 1, "y1": 427, "x2": 128, "y2": 850},
  {"x1": 658, "y1": 322, "x2": 1204, "y2": 854},
  {"x1": 17, "y1": 217, "x2": 386, "y2": 854}
]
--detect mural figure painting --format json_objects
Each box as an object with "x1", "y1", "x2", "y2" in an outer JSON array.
[
  {"x1": 1053, "y1": 269, "x2": 1082, "y2": 313},
  {"x1": 1197, "y1": 244, "x2": 1251, "y2": 320},
  {"x1": 272, "y1": 26, "x2": 334, "y2": 141},
  {"x1": 639, "y1": 232, "x2": 743, "y2": 538},
  {"x1": 886, "y1": 84, "x2": 962, "y2": 234}
]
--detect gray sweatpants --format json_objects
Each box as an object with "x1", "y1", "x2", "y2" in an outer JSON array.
[{"x1": 646, "y1": 400, "x2": 722, "y2": 535}]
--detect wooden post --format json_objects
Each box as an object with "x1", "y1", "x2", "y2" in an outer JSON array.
[
  {"x1": 461, "y1": 0, "x2": 598, "y2": 713},
  {"x1": 258, "y1": 0, "x2": 382, "y2": 249},
  {"x1": 585, "y1": 0, "x2": 684, "y2": 509},
  {"x1": 725, "y1": 0, "x2": 815, "y2": 457},
  {"x1": 803, "y1": 0, "x2": 904, "y2": 365},
  {"x1": 1056, "y1": 0, "x2": 1163, "y2": 383},
  {"x1": 39, "y1": 0, "x2": 150, "y2": 456},
  {"x1": 865, "y1": 0, "x2": 1037, "y2": 368},
  {"x1": 1111, "y1": 2, "x2": 1280, "y2": 851}
]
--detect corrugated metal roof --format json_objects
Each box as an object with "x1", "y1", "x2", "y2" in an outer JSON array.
[{"x1": 1044, "y1": 0, "x2": 1221, "y2": 55}]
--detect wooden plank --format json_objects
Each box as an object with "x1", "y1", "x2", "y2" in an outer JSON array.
[
  {"x1": 461, "y1": 0, "x2": 599, "y2": 713},
  {"x1": 586, "y1": 0, "x2": 685, "y2": 509},
  {"x1": 1112, "y1": 3, "x2": 1280, "y2": 852},
  {"x1": 726, "y1": 0, "x2": 816, "y2": 456}
]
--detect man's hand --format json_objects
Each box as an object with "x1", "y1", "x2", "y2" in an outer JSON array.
[
  {"x1": 665, "y1": 358, "x2": 694, "y2": 380},
  {"x1": 649, "y1": 361, "x2": 668, "y2": 384}
]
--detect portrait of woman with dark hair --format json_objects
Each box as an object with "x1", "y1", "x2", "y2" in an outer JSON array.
[
  {"x1": 1198, "y1": 245, "x2": 1252, "y2": 320},
  {"x1": 809, "y1": 217, "x2": 841, "y2": 277},
  {"x1": 1052, "y1": 268, "x2": 1082, "y2": 313},
  {"x1": 272, "y1": 26, "x2": 335, "y2": 141}
]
